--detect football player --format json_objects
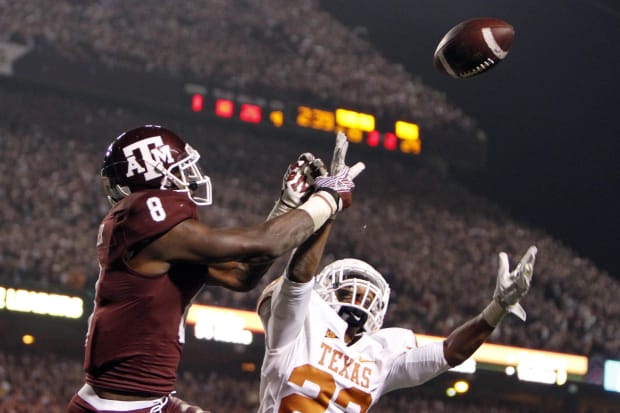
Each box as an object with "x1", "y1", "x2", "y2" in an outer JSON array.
[
  {"x1": 256, "y1": 134, "x2": 537, "y2": 413},
  {"x1": 66, "y1": 125, "x2": 364, "y2": 413}
]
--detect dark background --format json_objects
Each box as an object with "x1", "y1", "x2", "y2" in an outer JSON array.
[{"x1": 321, "y1": 0, "x2": 620, "y2": 279}]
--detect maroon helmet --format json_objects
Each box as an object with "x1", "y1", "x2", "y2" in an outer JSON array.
[{"x1": 101, "y1": 125, "x2": 212, "y2": 205}]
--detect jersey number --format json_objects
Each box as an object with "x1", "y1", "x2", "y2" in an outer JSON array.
[
  {"x1": 146, "y1": 196, "x2": 167, "y2": 222},
  {"x1": 279, "y1": 364, "x2": 372, "y2": 413}
]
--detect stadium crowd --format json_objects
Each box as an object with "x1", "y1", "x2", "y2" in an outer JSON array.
[
  {"x1": 2, "y1": 350, "x2": 590, "y2": 413},
  {"x1": 0, "y1": 0, "x2": 476, "y2": 134},
  {"x1": 0, "y1": 1, "x2": 619, "y2": 411},
  {"x1": 1, "y1": 87, "x2": 618, "y2": 362}
]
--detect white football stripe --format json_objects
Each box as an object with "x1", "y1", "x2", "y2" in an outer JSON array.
[{"x1": 482, "y1": 27, "x2": 508, "y2": 59}]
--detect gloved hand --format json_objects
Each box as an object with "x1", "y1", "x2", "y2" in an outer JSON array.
[
  {"x1": 280, "y1": 153, "x2": 323, "y2": 208},
  {"x1": 267, "y1": 153, "x2": 327, "y2": 220},
  {"x1": 287, "y1": 132, "x2": 366, "y2": 231},
  {"x1": 493, "y1": 245, "x2": 537, "y2": 321},
  {"x1": 314, "y1": 131, "x2": 365, "y2": 211}
]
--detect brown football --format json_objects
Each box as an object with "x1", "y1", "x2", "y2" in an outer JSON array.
[{"x1": 433, "y1": 17, "x2": 515, "y2": 78}]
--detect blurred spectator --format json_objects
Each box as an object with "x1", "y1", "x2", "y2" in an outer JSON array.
[
  {"x1": 0, "y1": 0, "x2": 477, "y2": 135},
  {"x1": 0, "y1": 2, "x2": 618, "y2": 411},
  {"x1": 0, "y1": 87, "x2": 618, "y2": 362},
  {"x1": 6, "y1": 349, "x2": 608, "y2": 413}
]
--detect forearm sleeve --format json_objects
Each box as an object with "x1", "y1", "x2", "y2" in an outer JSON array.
[{"x1": 384, "y1": 341, "x2": 451, "y2": 393}]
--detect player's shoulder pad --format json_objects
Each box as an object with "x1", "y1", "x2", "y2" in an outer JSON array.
[
  {"x1": 126, "y1": 190, "x2": 196, "y2": 216},
  {"x1": 118, "y1": 190, "x2": 198, "y2": 237}
]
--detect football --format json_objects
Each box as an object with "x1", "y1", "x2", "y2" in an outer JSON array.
[{"x1": 433, "y1": 17, "x2": 515, "y2": 78}]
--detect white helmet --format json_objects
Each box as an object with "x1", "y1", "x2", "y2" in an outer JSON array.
[{"x1": 315, "y1": 258, "x2": 390, "y2": 334}]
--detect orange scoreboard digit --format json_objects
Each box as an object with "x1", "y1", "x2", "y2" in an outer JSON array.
[{"x1": 294, "y1": 105, "x2": 420, "y2": 154}]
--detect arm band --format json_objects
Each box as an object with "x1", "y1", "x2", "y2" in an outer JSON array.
[
  {"x1": 481, "y1": 300, "x2": 507, "y2": 327},
  {"x1": 298, "y1": 190, "x2": 338, "y2": 231}
]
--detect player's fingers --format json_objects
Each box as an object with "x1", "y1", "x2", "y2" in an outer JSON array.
[
  {"x1": 334, "y1": 131, "x2": 349, "y2": 157},
  {"x1": 519, "y1": 246, "x2": 537, "y2": 281},
  {"x1": 308, "y1": 158, "x2": 328, "y2": 178},
  {"x1": 348, "y1": 162, "x2": 366, "y2": 179},
  {"x1": 515, "y1": 271, "x2": 530, "y2": 290},
  {"x1": 523, "y1": 246, "x2": 537, "y2": 265},
  {"x1": 498, "y1": 252, "x2": 509, "y2": 276},
  {"x1": 298, "y1": 152, "x2": 316, "y2": 163},
  {"x1": 331, "y1": 131, "x2": 349, "y2": 175}
]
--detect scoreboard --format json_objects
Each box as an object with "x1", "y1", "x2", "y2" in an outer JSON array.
[
  {"x1": 7, "y1": 43, "x2": 486, "y2": 169},
  {"x1": 184, "y1": 83, "x2": 422, "y2": 155}
]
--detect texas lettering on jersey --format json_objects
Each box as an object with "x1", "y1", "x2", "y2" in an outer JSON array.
[
  {"x1": 260, "y1": 286, "x2": 380, "y2": 413},
  {"x1": 259, "y1": 277, "x2": 450, "y2": 413},
  {"x1": 317, "y1": 341, "x2": 371, "y2": 389}
]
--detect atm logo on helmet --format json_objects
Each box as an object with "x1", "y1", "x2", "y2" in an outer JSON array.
[{"x1": 122, "y1": 136, "x2": 174, "y2": 180}]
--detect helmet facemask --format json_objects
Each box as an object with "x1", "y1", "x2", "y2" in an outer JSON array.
[
  {"x1": 315, "y1": 259, "x2": 390, "y2": 334},
  {"x1": 152, "y1": 144, "x2": 212, "y2": 206}
]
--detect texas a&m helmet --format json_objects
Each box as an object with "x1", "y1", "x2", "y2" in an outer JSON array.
[{"x1": 101, "y1": 125, "x2": 212, "y2": 205}]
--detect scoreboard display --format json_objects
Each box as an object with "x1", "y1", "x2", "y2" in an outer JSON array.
[
  {"x1": 184, "y1": 83, "x2": 422, "y2": 155},
  {"x1": 7, "y1": 42, "x2": 487, "y2": 170}
]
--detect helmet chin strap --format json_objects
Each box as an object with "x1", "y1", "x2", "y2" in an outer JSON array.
[{"x1": 338, "y1": 306, "x2": 368, "y2": 330}]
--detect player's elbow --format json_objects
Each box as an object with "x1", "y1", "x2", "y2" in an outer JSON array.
[
  {"x1": 234, "y1": 272, "x2": 265, "y2": 292},
  {"x1": 208, "y1": 261, "x2": 271, "y2": 292},
  {"x1": 443, "y1": 340, "x2": 468, "y2": 367},
  {"x1": 235, "y1": 259, "x2": 274, "y2": 291}
]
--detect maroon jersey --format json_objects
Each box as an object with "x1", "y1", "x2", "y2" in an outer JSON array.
[{"x1": 84, "y1": 190, "x2": 205, "y2": 396}]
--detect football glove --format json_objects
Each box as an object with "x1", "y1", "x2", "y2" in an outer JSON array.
[
  {"x1": 280, "y1": 152, "x2": 322, "y2": 208},
  {"x1": 314, "y1": 131, "x2": 365, "y2": 211},
  {"x1": 267, "y1": 153, "x2": 327, "y2": 220},
  {"x1": 493, "y1": 245, "x2": 537, "y2": 321},
  {"x1": 297, "y1": 132, "x2": 365, "y2": 230}
]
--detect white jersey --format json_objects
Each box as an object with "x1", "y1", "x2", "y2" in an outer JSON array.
[{"x1": 257, "y1": 277, "x2": 450, "y2": 413}]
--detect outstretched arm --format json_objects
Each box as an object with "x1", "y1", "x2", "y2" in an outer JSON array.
[
  {"x1": 137, "y1": 146, "x2": 362, "y2": 289},
  {"x1": 443, "y1": 246, "x2": 537, "y2": 366},
  {"x1": 163, "y1": 210, "x2": 318, "y2": 263},
  {"x1": 165, "y1": 174, "x2": 327, "y2": 292},
  {"x1": 442, "y1": 313, "x2": 494, "y2": 367},
  {"x1": 197, "y1": 216, "x2": 334, "y2": 292},
  {"x1": 151, "y1": 135, "x2": 363, "y2": 265},
  {"x1": 260, "y1": 132, "x2": 362, "y2": 348},
  {"x1": 258, "y1": 221, "x2": 334, "y2": 349},
  {"x1": 287, "y1": 220, "x2": 334, "y2": 283},
  {"x1": 285, "y1": 131, "x2": 363, "y2": 284}
]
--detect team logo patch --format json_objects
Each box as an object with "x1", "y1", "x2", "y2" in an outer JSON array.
[
  {"x1": 122, "y1": 136, "x2": 174, "y2": 180},
  {"x1": 324, "y1": 329, "x2": 338, "y2": 339}
]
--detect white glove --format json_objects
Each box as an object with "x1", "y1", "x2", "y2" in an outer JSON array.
[
  {"x1": 280, "y1": 153, "x2": 320, "y2": 208},
  {"x1": 267, "y1": 153, "x2": 327, "y2": 220},
  {"x1": 314, "y1": 131, "x2": 365, "y2": 212},
  {"x1": 297, "y1": 132, "x2": 365, "y2": 231},
  {"x1": 493, "y1": 245, "x2": 537, "y2": 321}
]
